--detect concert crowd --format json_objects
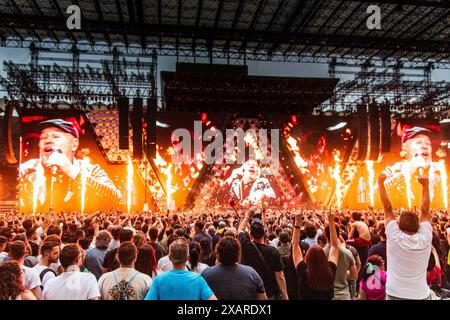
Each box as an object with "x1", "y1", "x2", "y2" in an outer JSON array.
[{"x1": 0, "y1": 174, "x2": 449, "y2": 300}]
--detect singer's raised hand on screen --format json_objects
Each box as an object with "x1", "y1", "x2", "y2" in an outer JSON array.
[
  {"x1": 46, "y1": 151, "x2": 78, "y2": 179},
  {"x1": 417, "y1": 175, "x2": 430, "y2": 186}
]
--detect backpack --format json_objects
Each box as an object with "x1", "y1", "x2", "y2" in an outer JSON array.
[
  {"x1": 24, "y1": 256, "x2": 39, "y2": 268},
  {"x1": 39, "y1": 268, "x2": 57, "y2": 290},
  {"x1": 112, "y1": 271, "x2": 141, "y2": 300}
]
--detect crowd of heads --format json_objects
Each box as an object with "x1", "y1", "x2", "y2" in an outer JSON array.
[{"x1": 0, "y1": 201, "x2": 449, "y2": 300}]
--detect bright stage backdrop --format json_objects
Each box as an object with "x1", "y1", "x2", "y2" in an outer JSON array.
[
  {"x1": 17, "y1": 110, "x2": 147, "y2": 213},
  {"x1": 14, "y1": 110, "x2": 449, "y2": 213}
]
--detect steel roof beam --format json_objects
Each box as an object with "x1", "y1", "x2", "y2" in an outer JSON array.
[
  {"x1": 239, "y1": 0, "x2": 267, "y2": 55},
  {"x1": 267, "y1": 0, "x2": 309, "y2": 55},
  {"x1": 115, "y1": 0, "x2": 128, "y2": 48},
  {"x1": 253, "y1": 0, "x2": 287, "y2": 54},
  {"x1": 224, "y1": 0, "x2": 246, "y2": 52}
]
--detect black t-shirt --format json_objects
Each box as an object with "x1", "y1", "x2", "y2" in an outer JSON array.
[
  {"x1": 201, "y1": 252, "x2": 216, "y2": 267},
  {"x1": 135, "y1": 245, "x2": 156, "y2": 277},
  {"x1": 211, "y1": 234, "x2": 221, "y2": 249},
  {"x1": 282, "y1": 255, "x2": 299, "y2": 300},
  {"x1": 149, "y1": 242, "x2": 166, "y2": 263},
  {"x1": 30, "y1": 241, "x2": 39, "y2": 257},
  {"x1": 370, "y1": 232, "x2": 381, "y2": 246},
  {"x1": 368, "y1": 240, "x2": 387, "y2": 267},
  {"x1": 238, "y1": 232, "x2": 284, "y2": 298},
  {"x1": 201, "y1": 264, "x2": 265, "y2": 300},
  {"x1": 354, "y1": 245, "x2": 369, "y2": 267},
  {"x1": 102, "y1": 248, "x2": 119, "y2": 271},
  {"x1": 297, "y1": 261, "x2": 337, "y2": 300}
]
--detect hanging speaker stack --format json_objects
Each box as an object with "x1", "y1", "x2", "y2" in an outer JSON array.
[
  {"x1": 380, "y1": 104, "x2": 391, "y2": 153},
  {"x1": 146, "y1": 98, "x2": 157, "y2": 159},
  {"x1": 118, "y1": 96, "x2": 130, "y2": 150},
  {"x1": 132, "y1": 97, "x2": 143, "y2": 159},
  {"x1": 368, "y1": 102, "x2": 380, "y2": 160},
  {"x1": 357, "y1": 103, "x2": 368, "y2": 161}
]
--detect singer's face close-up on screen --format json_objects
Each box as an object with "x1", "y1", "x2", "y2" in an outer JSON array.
[
  {"x1": 38, "y1": 127, "x2": 78, "y2": 166},
  {"x1": 404, "y1": 134, "x2": 432, "y2": 163}
]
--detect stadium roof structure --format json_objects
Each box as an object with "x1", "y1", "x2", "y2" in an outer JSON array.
[{"x1": 0, "y1": 0, "x2": 449, "y2": 67}]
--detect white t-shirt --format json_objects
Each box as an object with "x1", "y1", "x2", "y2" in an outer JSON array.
[
  {"x1": 36, "y1": 255, "x2": 61, "y2": 274},
  {"x1": 36, "y1": 226, "x2": 44, "y2": 245},
  {"x1": 186, "y1": 262, "x2": 209, "y2": 274},
  {"x1": 158, "y1": 256, "x2": 201, "y2": 273},
  {"x1": 33, "y1": 264, "x2": 57, "y2": 289},
  {"x1": 157, "y1": 255, "x2": 173, "y2": 272},
  {"x1": 0, "y1": 252, "x2": 8, "y2": 263},
  {"x1": 386, "y1": 220, "x2": 432, "y2": 299},
  {"x1": 21, "y1": 265, "x2": 41, "y2": 290},
  {"x1": 98, "y1": 267, "x2": 152, "y2": 300},
  {"x1": 108, "y1": 239, "x2": 120, "y2": 251},
  {"x1": 272, "y1": 238, "x2": 280, "y2": 247},
  {"x1": 42, "y1": 268, "x2": 100, "y2": 300}
]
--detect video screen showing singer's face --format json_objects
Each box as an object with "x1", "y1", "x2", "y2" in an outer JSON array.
[
  {"x1": 375, "y1": 123, "x2": 447, "y2": 209},
  {"x1": 19, "y1": 117, "x2": 124, "y2": 213},
  {"x1": 403, "y1": 133, "x2": 432, "y2": 163},
  {"x1": 39, "y1": 127, "x2": 79, "y2": 168}
]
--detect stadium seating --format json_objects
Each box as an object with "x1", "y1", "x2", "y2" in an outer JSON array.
[{"x1": 86, "y1": 110, "x2": 133, "y2": 163}]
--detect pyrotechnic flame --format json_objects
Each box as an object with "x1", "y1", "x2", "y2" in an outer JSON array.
[
  {"x1": 244, "y1": 132, "x2": 253, "y2": 146},
  {"x1": 166, "y1": 163, "x2": 173, "y2": 209},
  {"x1": 195, "y1": 153, "x2": 204, "y2": 170},
  {"x1": 32, "y1": 165, "x2": 45, "y2": 215},
  {"x1": 438, "y1": 160, "x2": 448, "y2": 209},
  {"x1": 332, "y1": 151, "x2": 342, "y2": 209},
  {"x1": 366, "y1": 160, "x2": 375, "y2": 207},
  {"x1": 154, "y1": 149, "x2": 174, "y2": 210},
  {"x1": 286, "y1": 134, "x2": 324, "y2": 195},
  {"x1": 401, "y1": 165, "x2": 413, "y2": 209},
  {"x1": 244, "y1": 131, "x2": 265, "y2": 160},
  {"x1": 127, "y1": 158, "x2": 133, "y2": 213},
  {"x1": 342, "y1": 164, "x2": 357, "y2": 204},
  {"x1": 154, "y1": 150, "x2": 168, "y2": 166},
  {"x1": 80, "y1": 157, "x2": 90, "y2": 214},
  {"x1": 286, "y1": 136, "x2": 309, "y2": 170}
]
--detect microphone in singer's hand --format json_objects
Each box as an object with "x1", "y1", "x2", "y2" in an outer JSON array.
[
  {"x1": 418, "y1": 167, "x2": 424, "y2": 176},
  {"x1": 50, "y1": 148, "x2": 62, "y2": 175},
  {"x1": 414, "y1": 153, "x2": 427, "y2": 176}
]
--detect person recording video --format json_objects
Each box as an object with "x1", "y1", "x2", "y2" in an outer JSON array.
[{"x1": 19, "y1": 119, "x2": 123, "y2": 212}]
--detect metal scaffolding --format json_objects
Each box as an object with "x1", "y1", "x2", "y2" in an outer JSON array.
[
  {"x1": 1, "y1": 46, "x2": 158, "y2": 108},
  {"x1": 0, "y1": 0, "x2": 449, "y2": 68}
]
